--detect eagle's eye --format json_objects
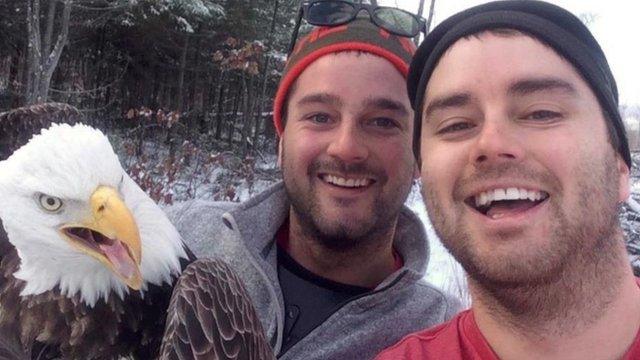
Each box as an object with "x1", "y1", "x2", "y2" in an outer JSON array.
[{"x1": 38, "y1": 194, "x2": 63, "y2": 212}]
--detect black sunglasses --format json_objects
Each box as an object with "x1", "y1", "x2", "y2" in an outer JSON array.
[{"x1": 288, "y1": 0, "x2": 426, "y2": 55}]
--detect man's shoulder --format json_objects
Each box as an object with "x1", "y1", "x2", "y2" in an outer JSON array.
[
  {"x1": 376, "y1": 309, "x2": 499, "y2": 360},
  {"x1": 162, "y1": 199, "x2": 240, "y2": 258},
  {"x1": 164, "y1": 199, "x2": 236, "y2": 225},
  {"x1": 162, "y1": 183, "x2": 287, "y2": 258},
  {"x1": 165, "y1": 181, "x2": 285, "y2": 225},
  {"x1": 375, "y1": 310, "x2": 472, "y2": 360}
]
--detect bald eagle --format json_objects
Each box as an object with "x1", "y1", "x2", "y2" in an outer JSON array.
[{"x1": 0, "y1": 123, "x2": 194, "y2": 359}]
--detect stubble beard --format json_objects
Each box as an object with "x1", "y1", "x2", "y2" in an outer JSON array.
[
  {"x1": 281, "y1": 149, "x2": 412, "y2": 252},
  {"x1": 422, "y1": 150, "x2": 625, "y2": 335}
]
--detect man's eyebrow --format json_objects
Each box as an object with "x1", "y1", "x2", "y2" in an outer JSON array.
[
  {"x1": 423, "y1": 92, "x2": 471, "y2": 118},
  {"x1": 296, "y1": 93, "x2": 344, "y2": 108},
  {"x1": 508, "y1": 77, "x2": 577, "y2": 97},
  {"x1": 362, "y1": 97, "x2": 409, "y2": 117}
]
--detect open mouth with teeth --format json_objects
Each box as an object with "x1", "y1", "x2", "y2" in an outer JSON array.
[
  {"x1": 320, "y1": 174, "x2": 375, "y2": 189},
  {"x1": 466, "y1": 187, "x2": 549, "y2": 219}
]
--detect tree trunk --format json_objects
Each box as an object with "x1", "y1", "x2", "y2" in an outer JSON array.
[
  {"x1": 43, "y1": 0, "x2": 56, "y2": 56},
  {"x1": 191, "y1": 33, "x2": 203, "y2": 139},
  {"x1": 253, "y1": 57, "x2": 269, "y2": 148},
  {"x1": 176, "y1": 35, "x2": 189, "y2": 114},
  {"x1": 8, "y1": 54, "x2": 21, "y2": 107},
  {"x1": 169, "y1": 34, "x2": 189, "y2": 159},
  {"x1": 415, "y1": 0, "x2": 426, "y2": 45},
  {"x1": 151, "y1": 66, "x2": 160, "y2": 109},
  {"x1": 26, "y1": 0, "x2": 72, "y2": 104},
  {"x1": 240, "y1": 74, "x2": 254, "y2": 156},
  {"x1": 26, "y1": 0, "x2": 42, "y2": 104},
  {"x1": 425, "y1": 0, "x2": 437, "y2": 33},
  {"x1": 227, "y1": 80, "x2": 242, "y2": 147},
  {"x1": 191, "y1": 33, "x2": 202, "y2": 112},
  {"x1": 253, "y1": 0, "x2": 279, "y2": 149},
  {"x1": 215, "y1": 73, "x2": 227, "y2": 140},
  {"x1": 200, "y1": 69, "x2": 215, "y2": 134},
  {"x1": 93, "y1": 28, "x2": 107, "y2": 110},
  {"x1": 40, "y1": 0, "x2": 71, "y2": 103}
]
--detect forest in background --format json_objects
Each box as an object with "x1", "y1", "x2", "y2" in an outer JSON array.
[
  {"x1": 0, "y1": 0, "x2": 306, "y2": 159},
  {"x1": 0, "y1": 0, "x2": 441, "y2": 156}
]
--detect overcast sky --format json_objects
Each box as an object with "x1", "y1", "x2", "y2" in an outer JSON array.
[{"x1": 384, "y1": 0, "x2": 640, "y2": 106}]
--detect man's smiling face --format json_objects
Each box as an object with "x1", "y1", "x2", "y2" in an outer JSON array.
[
  {"x1": 279, "y1": 52, "x2": 415, "y2": 249},
  {"x1": 419, "y1": 32, "x2": 630, "y2": 286}
]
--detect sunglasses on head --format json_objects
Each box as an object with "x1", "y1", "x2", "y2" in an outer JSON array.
[{"x1": 288, "y1": 0, "x2": 426, "y2": 55}]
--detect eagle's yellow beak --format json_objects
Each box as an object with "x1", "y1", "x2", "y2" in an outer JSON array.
[{"x1": 60, "y1": 186, "x2": 142, "y2": 290}]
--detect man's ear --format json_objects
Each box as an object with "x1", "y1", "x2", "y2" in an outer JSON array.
[
  {"x1": 277, "y1": 136, "x2": 284, "y2": 168},
  {"x1": 617, "y1": 155, "x2": 631, "y2": 203}
]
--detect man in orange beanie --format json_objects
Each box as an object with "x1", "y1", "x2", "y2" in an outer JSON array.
[{"x1": 169, "y1": 11, "x2": 460, "y2": 359}]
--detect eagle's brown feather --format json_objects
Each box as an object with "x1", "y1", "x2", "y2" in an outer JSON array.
[{"x1": 161, "y1": 258, "x2": 275, "y2": 360}]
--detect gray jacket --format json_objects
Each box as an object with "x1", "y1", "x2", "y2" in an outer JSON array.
[{"x1": 167, "y1": 182, "x2": 459, "y2": 359}]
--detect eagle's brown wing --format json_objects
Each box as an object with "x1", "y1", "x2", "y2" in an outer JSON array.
[
  {"x1": 0, "y1": 218, "x2": 31, "y2": 360},
  {"x1": 0, "y1": 102, "x2": 81, "y2": 161},
  {"x1": 0, "y1": 218, "x2": 12, "y2": 274},
  {"x1": 160, "y1": 258, "x2": 275, "y2": 360}
]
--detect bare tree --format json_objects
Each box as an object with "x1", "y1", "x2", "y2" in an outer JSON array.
[
  {"x1": 415, "y1": 0, "x2": 436, "y2": 44},
  {"x1": 25, "y1": 0, "x2": 72, "y2": 104},
  {"x1": 253, "y1": 0, "x2": 280, "y2": 149},
  {"x1": 425, "y1": 0, "x2": 436, "y2": 33}
]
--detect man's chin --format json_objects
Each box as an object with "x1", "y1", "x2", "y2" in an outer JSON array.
[
  {"x1": 313, "y1": 217, "x2": 375, "y2": 244},
  {"x1": 457, "y1": 244, "x2": 569, "y2": 288},
  {"x1": 311, "y1": 207, "x2": 391, "y2": 249}
]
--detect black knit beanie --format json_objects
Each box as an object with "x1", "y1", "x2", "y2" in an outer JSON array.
[
  {"x1": 273, "y1": 18, "x2": 417, "y2": 135},
  {"x1": 408, "y1": 0, "x2": 631, "y2": 167}
]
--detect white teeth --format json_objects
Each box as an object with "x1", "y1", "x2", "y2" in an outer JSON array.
[
  {"x1": 322, "y1": 175, "x2": 371, "y2": 188},
  {"x1": 519, "y1": 188, "x2": 528, "y2": 199},
  {"x1": 494, "y1": 189, "x2": 507, "y2": 201},
  {"x1": 474, "y1": 187, "x2": 548, "y2": 208},
  {"x1": 506, "y1": 188, "x2": 519, "y2": 199},
  {"x1": 476, "y1": 192, "x2": 488, "y2": 207}
]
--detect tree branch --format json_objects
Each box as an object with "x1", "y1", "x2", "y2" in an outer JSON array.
[{"x1": 40, "y1": 0, "x2": 72, "y2": 101}]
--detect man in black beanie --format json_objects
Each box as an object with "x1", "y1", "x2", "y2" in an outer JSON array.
[{"x1": 377, "y1": 1, "x2": 640, "y2": 359}]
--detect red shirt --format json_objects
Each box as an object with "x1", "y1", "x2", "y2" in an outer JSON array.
[{"x1": 376, "y1": 308, "x2": 640, "y2": 360}]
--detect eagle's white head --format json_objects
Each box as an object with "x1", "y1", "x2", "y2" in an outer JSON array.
[{"x1": 0, "y1": 123, "x2": 187, "y2": 306}]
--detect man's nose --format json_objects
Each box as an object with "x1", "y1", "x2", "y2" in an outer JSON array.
[
  {"x1": 469, "y1": 115, "x2": 525, "y2": 167},
  {"x1": 326, "y1": 123, "x2": 369, "y2": 163}
]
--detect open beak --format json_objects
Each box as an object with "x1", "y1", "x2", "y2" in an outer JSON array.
[{"x1": 59, "y1": 186, "x2": 143, "y2": 290}]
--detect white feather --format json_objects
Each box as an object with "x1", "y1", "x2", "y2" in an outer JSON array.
[{"x1": 0, "y1": 123, "x2": 187, "y2": 307}]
